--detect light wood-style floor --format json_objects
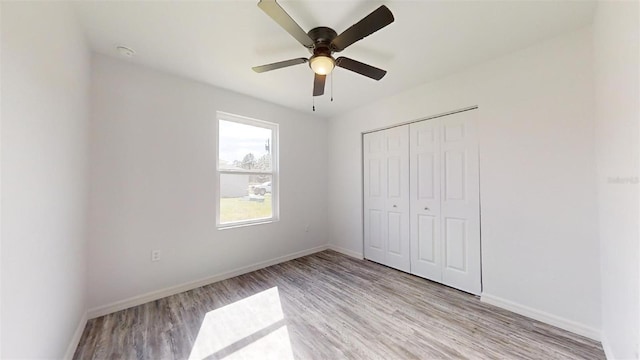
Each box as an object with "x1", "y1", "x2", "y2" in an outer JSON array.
[{"x1": 74, "y1": 250, "x2": 604, "y2": 359}]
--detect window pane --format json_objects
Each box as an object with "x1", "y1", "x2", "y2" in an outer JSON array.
[
  {"x1": 220, "y1": 174, "x2": 272, "y2": 224},
  {"x1": 219, "y1": 120, "x2": 272, "y2": 171}
]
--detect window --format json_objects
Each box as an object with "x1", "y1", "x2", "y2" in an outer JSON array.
[{"x1": 216, "y1": 112, "x2": 278, "y2": 228}]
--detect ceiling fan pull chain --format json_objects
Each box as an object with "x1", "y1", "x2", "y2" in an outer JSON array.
[
  {"x1": 331, "y1": 72, "x2": 334, "y2": 102},
  {"x1": 312, "y1": 96, "x2": 315, "y2": 112}
]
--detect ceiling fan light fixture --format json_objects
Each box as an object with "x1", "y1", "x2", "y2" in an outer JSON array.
[{"x1": 309, "y1": 55, "x2": 335, "y2": 75}]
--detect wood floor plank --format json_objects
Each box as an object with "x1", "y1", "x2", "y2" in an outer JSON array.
[{"x1": 74, "y1": 250, "x2": 605, "y2": 359}]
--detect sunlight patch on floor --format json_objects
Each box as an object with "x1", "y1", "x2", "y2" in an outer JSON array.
[
  {"x1": 188, "y1": 287, "x2": 294, "y2": 360},
  {"x1": 224, "y1": 325, "x2": 294, "y2": 360}
]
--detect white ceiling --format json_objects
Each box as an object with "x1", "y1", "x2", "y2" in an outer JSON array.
[{"x1": 73, "y1": 0, "x2": 596, "y2": 118}]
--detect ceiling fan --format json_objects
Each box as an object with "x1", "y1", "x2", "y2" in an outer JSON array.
[{"x1": 252, "y1": 0, "x2": 394, "y2": 97}]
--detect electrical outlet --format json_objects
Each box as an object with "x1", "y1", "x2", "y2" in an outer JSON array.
[{"x1": 151, "y1": 249, "x2": 161, "y2": 262}]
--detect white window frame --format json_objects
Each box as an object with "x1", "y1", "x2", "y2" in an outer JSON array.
[{"x1": 216, "y1": 111, "x2": 279, "y2": 229}]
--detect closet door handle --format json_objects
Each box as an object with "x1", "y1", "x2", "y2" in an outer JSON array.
[
  {"x1": 392, "y1": 205, "x2": 397, "y2": 208},
  {"x1": 424, "y1": 207, "x2": 430, "y2": 211}
]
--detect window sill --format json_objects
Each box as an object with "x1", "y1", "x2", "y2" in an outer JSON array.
[{"x1": 217, "y1": 218, "x2": 279, "y2": 230}]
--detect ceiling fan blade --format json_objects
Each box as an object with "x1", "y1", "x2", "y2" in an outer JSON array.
[
  {"x1": 336, "y1": 57, "x2": 387, "y2": 80},
  {"x1": 331, "y1": 5, "x2": 394, "y2": 52},
  {"x1": 252, "y1": 58, "x2": 308, "y2": 73},
  {"x1": 313, "y1": 73, "x2": 326, "y2": 96},
  {"x1": 258, "y1": 0, "x2": 315, "y2": 49}
]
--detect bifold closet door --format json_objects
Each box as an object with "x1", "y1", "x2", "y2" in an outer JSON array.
[
  {"x1": 439, "y1": 111, "x2": 480, "y2": 295},
  {"x1": 409, "y1": 120, "x2": 442, "y2": 281},
  {"x1": 363, "y1": 126, "x2": 410, "y2": 273},
  {"x1": 409, "y1": 110, "x2": 481, "y2": 295}
]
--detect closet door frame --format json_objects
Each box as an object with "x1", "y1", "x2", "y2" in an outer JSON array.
[{"x1": 361, "y1": 106, "x2": 482, "y2": 294}]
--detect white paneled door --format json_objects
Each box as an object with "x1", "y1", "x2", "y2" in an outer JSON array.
[
  {"x1": 409, "y1": 119, "x2": 442, "y2": 281},
  {"x1": 363, "y1": 126, "x2": 411, "y2": 273},
  {"x1": 365, "y1": 109, "x2": 481, "y2": 295},
  {"x1": 409, "y1": 110, "x2": 481, "y2": 295},
  {"x1": 438, "y1": 111, "x2": 481, "y2": 295}
]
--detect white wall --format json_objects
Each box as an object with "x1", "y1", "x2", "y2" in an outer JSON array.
[
  {"x1": 593, "y1": 1, "x2": 639, "y2": 358},
  {"x1": 1, "y1": 2, "x2": 90, "y2": 358},
  {"x1": 87, "y1": 55, "x2": 328, "y2": 310},
  {"x1": 327, "y1": 27, "x2": 601, "y2": 337}
]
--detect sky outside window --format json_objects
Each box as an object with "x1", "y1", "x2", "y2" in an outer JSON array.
[{"x1": 219, "y1": 120, "x2": 272, "y2": 170}]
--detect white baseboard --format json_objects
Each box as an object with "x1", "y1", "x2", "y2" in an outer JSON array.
[
  {"x1": 481, "y1": 293, "x2": 601, "y2": 341},
  {"x1": 87, "y1": 245, "x2": 329, "y2": 319},
  {"x1": 328, "y1": 244, "x2": 364, "y2": 259},
  {"x1": 601, "y1": 333, "x2": 614, "y2": 360},
  {"x1": 64, "y1": 311, "x2": 88, "y2": 360}
]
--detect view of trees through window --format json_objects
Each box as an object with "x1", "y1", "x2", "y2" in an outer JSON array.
[
  {"x1": 233, "y1": 152, "x2": 271, "y2": 184},
  {"x1": 218, "y1": 116, "x2": 277, "y2": 225}
]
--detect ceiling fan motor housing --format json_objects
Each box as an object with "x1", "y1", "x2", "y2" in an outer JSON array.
[{"x1": 308, "y1": 26, "x2": 338, "y2": 56}]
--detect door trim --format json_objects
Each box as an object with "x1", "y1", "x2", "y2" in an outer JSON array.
[
  {"x1": 360, "y1": 106, "x2": 482, "y2": 294},
  {"x1": 361, "y1": 106, "x2": 478, "y2": 257},
  {"x1": 362, "y1": 106, "x2": 478, "y2": 135}
]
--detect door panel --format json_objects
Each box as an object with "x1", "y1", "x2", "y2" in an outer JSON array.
[
  {"x1": 363, "y1": 126, "x2": 410, "y2": 272},
  {"x1": 417, "y1": 153, "x2": 435, "y2": 199},
  {"x1": 387, "y1": 156, "x2": 401, "y2": 198},
  {"x1": 368, "y1": 159, "x2": 381, "y2": 197},
  {"x1": 387, "y1": 212, "x2": 402, "y2": 255},
  {"x1": 444, "y1": 150, "x2": 466, "y2": 201},
  {"x1": 368, "y1": 133, "x2": 382, "y2": 153},
  {"x1": 410, "y1": 120, "x2": 442, "y2": 280},
  {"x1": 387, "y1": 133, "x2": 402, "y2": 151},
  {"x1": 383, "y1": 126, "x2": 410, "y2": 272},
  {"x1": 440, "y1": 110, "x2": 481, "y2": 295},
  {"x1": 368, "y1": 209, "x2": 383, "y2": 250},
  {"x1": 444, "y1": 122, "x2": 465, "y2": 142},
  {"x1": 363, "y1": 131, "x2": 386, "y2": 264},
  {"x1": 416, "y1": 127, "x2": 435, "y2": 146},
  {"x1": 444, "y1": 217, "x2": 467, "y2": 272},
  {"x1": 417, "y1": 214, "x2": 436, "y2": 263}
]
